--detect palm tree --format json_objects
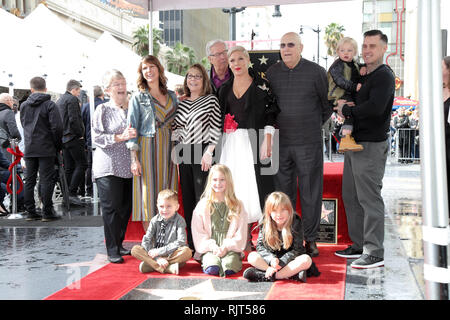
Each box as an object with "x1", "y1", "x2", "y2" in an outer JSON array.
[
  {"x1": 165, "y1": 42, "x2": 197, "y2": 76},
  {"x1": 132, "y1": 24, "x2": 163, "y2": 58},
  {"x1": 324, "y1": 23, "x2": 346, "y2": 57}
]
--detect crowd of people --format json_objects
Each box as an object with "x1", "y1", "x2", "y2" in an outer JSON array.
[{"x1": 1, "y1": 28, "x2": 420, "y2": 282}]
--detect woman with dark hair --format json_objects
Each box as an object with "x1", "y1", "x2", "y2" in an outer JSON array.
[
  {"x1": 127, "y1": 55, "x2": 179, "y2": 231},
  {"x1": 442, "y1": 56, "x2": 450, "y2": 217},
  {"x1": 172, "y1": 63, "x2": 222, "y2": 249}
]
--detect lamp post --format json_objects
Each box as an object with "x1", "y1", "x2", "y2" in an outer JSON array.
[
  {"x1": 222, "y1": 7, "x2": 246, "y2": 41},
  {"x1": 300, "y1": 24, "x2": 321, "y2": 65}
]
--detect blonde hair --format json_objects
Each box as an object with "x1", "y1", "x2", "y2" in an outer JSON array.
[
  {"x1": 157, "y1": 189, "x2": 179, "y2": 203},
  {"x1": 227, "y1": 45, "x2": 250, "y2": 60},
  {"x1": 336, "y1": 37, "x2": 359, "y2": 58},
  {"x1": 201, "y1": 164, "x2": 241, "y2": 222},
  {"x1": 262, "y1": 192, "x2": 294, "y2": 251}
]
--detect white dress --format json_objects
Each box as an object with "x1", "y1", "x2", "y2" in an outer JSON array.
[{"x1": 220, "y1": 128, "x2": 262, "y2": 223}]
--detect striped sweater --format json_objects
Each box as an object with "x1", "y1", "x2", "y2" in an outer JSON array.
[{"x1": 172, "y1": 94, "x2": 222, "y2": 145}]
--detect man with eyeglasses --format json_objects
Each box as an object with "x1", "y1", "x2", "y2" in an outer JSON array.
[
  {"x1": 206, "y1": 39, "x2": 233, "y2": 95},
  {"x1": 266, "y1": 32, "x2": 331, "y2": 258}
]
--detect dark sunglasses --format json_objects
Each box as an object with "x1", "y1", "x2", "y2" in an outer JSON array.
[{"x1": 280, "y1": 42, "x2": 296, "y2": 49}]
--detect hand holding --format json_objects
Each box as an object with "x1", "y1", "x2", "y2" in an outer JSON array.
[{"x1": 131, "y1": 159, "x2": 142, "y2": 176}]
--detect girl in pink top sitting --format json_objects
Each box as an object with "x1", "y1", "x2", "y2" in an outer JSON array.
[{"x1": 191, "y1": 164, "x2": 248, "y2": 277}]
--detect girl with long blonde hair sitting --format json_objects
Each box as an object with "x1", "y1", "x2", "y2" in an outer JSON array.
[
  {"x1": 191, "y1": 164, "x2": 248, "y2": 277},
  {"x1": 244, "y1": 191, "x2": 312, "y2": 282}
]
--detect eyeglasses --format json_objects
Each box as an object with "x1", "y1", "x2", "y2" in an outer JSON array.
[
  {"x1": 280, "y1": 42, "x2": 296, "y2": 49},
  {"x1": 209, "y1": 50, "x2": 227, "y2": 58},
  {"x1": 110, "y1": 82, "x2": 127, "y2": 88},
  {"x1": 187, "y1": 74, "x2": 203, "y2": 80}
]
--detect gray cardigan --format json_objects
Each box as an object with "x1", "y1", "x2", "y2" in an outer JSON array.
[{"x1": 141, "y1": 212, "x2": 188, "y2": 257}]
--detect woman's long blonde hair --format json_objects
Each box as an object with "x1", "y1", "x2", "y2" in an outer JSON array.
[
  {"x1": 262, "y1": 192, "x2": 294, "y2": 251},
  {"x1": 201, "y1": 164, "x2": 241, "y2": 222}
]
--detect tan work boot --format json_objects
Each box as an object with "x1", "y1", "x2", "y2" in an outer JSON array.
[
  {"x1": 338, "y1": 135, "x2": 364, "y2": 153},
  {"x1": 139, "y1": 261, "x2": 154, "y2": 273}
]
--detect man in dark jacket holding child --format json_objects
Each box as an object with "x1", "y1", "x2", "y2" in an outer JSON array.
[{"x1": 20, "y1": 76, "x2": 63, "y2": 221}]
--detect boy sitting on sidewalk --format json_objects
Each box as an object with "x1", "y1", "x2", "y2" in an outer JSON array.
[{"x1": 131, "y1": 189, "x2": 192, "y2": 274}]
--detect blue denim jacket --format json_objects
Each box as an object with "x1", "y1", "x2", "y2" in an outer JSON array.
[{"x1": 126, "y1": 89, "x2": 178, "y2": 151}]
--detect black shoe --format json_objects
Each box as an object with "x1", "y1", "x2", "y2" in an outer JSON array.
[
  {"x1": 108, "y1": 255, "x2": 124, "y2": 264},
  {"x1": 243, "y1": 267, "x2": 275, "y2": 282},
  {"x1": 119, "y1": 247, "x2": 131, "y2": 256},
  {"x1": 41, "y1": 213, "x2": 61, "y2": 222},
  {"x1": 305, "y1": 241, "x2": 319, "y2": 257},
  {"x1": 25, "y1": 212, "x2": 41, "y2": 221},
  {"x1": 351, "y1": 254, "x2": 384, "y2": 269},
  {"x1": 335, "y1": 245, "x2": 363, "y2": 259},
  {"x1": 69, "y1": 196, "x2": 85, "y2": 206},
  {"x1": 306, "y1": 262, "x2": 321, "y2": 277},
  {"x1": 290, "y1": 270, "x2": 307, "y2": 283}
]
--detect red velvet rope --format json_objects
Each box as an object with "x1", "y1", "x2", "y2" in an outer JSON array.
[{"x1": 6, "y1": 146, "x2": 24, "y2": 195}]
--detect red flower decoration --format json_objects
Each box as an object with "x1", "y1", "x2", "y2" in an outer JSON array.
[{"x1": 224, "y1": 113, "x2": 238, "y2": 133}]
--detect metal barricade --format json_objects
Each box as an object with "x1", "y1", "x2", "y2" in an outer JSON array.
[{"x1": 393, "y1": 128, "x2": 420, "y2": 163}]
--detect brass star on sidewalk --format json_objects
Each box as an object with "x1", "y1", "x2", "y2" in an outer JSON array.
[
  {"x1": 136, "y1": 279, "x2": 265, "y2": 300},
  {"x1": 56, "y1": 254, "x2": 109, "y2": 274}
]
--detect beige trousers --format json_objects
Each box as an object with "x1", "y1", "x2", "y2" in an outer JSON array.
[{"x1": 131, "y1": 245, "x2": 192, "y2": 273}]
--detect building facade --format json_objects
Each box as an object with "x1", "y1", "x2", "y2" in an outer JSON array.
[
  {"x1": 362, "y1": 0, "x2": 406, "y2": 97},
  {"x1": 0, "y1": 0, "x2": 142, "y2": 46},
  {"x1": 158, "y1": 8, "x2": 229, "y2": 61}
]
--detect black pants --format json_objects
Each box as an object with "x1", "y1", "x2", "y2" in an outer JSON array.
[
  {"x1": 178, "y1": 144, "x2": 209, "y2": 250},
  {"x1": 274, "y1": 143, "x2": 324, "y2": 242},
  {"x1": 79, "y1": 148, "x2": 93, "y2": 196},
  {"x1": 62, "y1": 138, "x2": 88, "y2": 196},
  {"x1": 24, "y1": 156, "x2": 56, "y2": 215},
  {"x1": 96, "y1": 175, "x2": 132, "y2": 258}
]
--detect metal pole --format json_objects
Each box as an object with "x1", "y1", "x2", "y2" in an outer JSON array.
[
  {"x1": 418, "y1": 0, "x2": 450, "y2": 300},
  {"x1": 148, "y1": 0, "x2": 153, "y2": 55},
  {"x1": 7, "y1": 139, "x2": 22, "y2": 220}
]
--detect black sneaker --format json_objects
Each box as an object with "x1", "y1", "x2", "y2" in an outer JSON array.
[
  {"x1": 243, "y1": 267, "x2": 275, "y2": 282},
  {"x1": 41, "y1": 213, "x2": 61, "y2": 222},
  {"x1": 289, "y1": 270, "x2": 307, "y2": 283},
  {"x1": 351, "y1": 254, "x2": 384, "y2": 269},
  {"x1": 335, "y1": 246, "x2": 363, "y2": 258},
  {"x1": 25, "y1": 212, "x2": 41, "y2": 221}
]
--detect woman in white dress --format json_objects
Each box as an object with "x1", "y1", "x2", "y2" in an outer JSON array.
[{"x1": 217, "y1": 46, "x2": 280, "y2": 246}]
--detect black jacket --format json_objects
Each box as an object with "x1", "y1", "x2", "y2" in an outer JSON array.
[
  {"x1": 20, "y1": 93, "x2": 63, "y2": 157},
  {"x1": 209, "y1": 66, "x2": 234, "y2": 96},
  {"x1": 342, "y1": 64, "x2": 395, "y2": 142},
  {"x1": 56, "y1": 91, "x2": 84, "y2": 144},
  {"x1": 0, "y1": 103, "x2": 21, "y2": 142},
  {"x1": 256, "y1": 214, "x2": 306, "y2": 268}
]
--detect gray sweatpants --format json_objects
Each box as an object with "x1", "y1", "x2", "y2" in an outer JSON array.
[{"x1": 342, "y1": 139, "x2": 389, "y2": 259}]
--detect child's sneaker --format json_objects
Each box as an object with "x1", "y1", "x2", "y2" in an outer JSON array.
[
  {"x1": 139, "y1": 261, "x2": 154, "y2": 273},
  {"x1": 243, "y1": 267, "x2": 275, "y2": 282},
  {"x1": 338, "y1": 135, "x2": 364, "y2": 153},
  {"x1": 165, "y1": 262, "x2": 179, "y2": 275}
]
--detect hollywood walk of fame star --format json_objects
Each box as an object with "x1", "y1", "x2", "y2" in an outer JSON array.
[
  {"x1": 258, "y1": 55, "x2": 269, "y2": 65},
  {"x1": 56, "y1": 253, "x2": 109, "y2": 274},
  {"x1": 249, "y1": 61, "x2": 254, "y2": 68},
  {"x1": 136, "y1": 279, "x2": 265, "y2": 300},
  {"x1": 321, "y1": 205, "x2": 334, "y2": 223}
]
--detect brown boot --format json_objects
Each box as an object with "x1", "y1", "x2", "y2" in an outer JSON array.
[
  {"x1": 338, "y1": 135, "x2": 364, "y2": 153},
  {"x1": 131, "y1": 245, "x2": 165, "y2": 273}
]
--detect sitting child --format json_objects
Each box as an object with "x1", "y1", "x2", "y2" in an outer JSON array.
[
  {"x1": 243, "y1": 191, "x2": 312, "y2": 282},
  {"x1": 131, "y1": 189, "x2": 192, "y2": 274},
  {"x1": 327, "y1": 36, "x2": 365, "y2": 152},
  {"x1": 191, "y1": 164, "x2": 248, "y2": 277}
]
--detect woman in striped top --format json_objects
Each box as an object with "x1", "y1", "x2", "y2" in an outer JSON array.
[{"x1": 172, "y1": 63, "x2": 222, "y2": 249}]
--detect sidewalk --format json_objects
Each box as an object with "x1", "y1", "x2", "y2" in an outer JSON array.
[{"x1": 0, "y1": 158, "x2": 425, "y2": 300}]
